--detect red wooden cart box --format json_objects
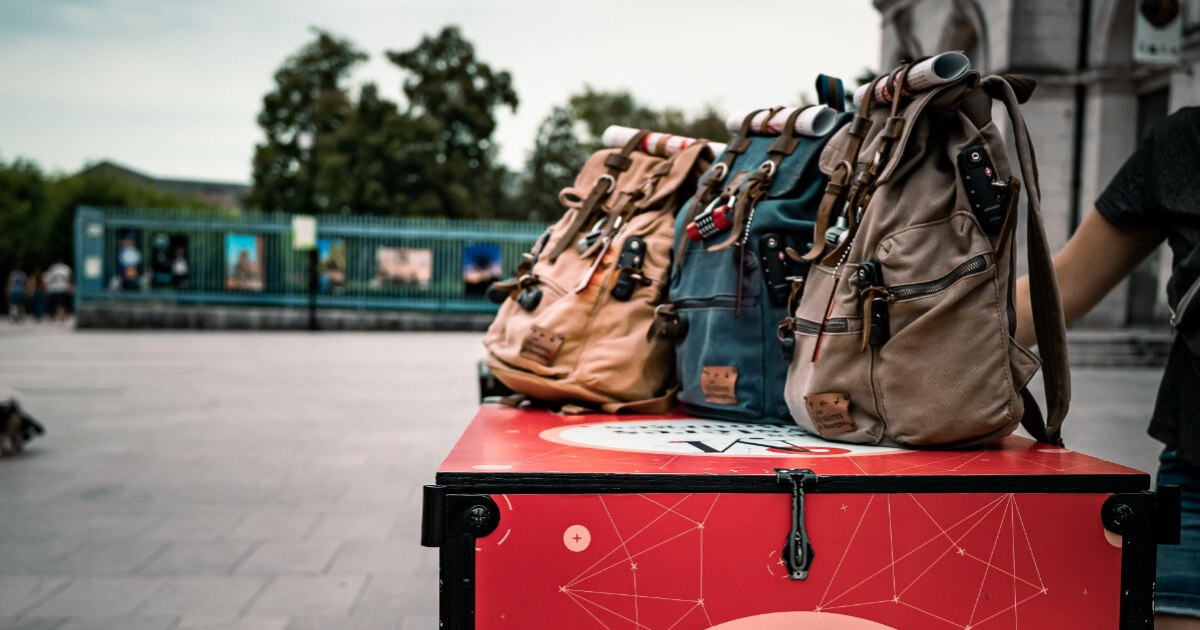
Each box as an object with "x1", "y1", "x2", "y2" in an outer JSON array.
[{"x1": 423, "y1": 406, "x2": 1179, "y2": 630}]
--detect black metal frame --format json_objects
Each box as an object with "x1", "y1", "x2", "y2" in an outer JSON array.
[{"x1": 423, "y1": 471, "x2": 1180, "y2": 630}]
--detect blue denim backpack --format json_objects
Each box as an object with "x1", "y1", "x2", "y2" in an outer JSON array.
[{"x1": 660, "y1": 105, "x2": 851, "y2": 423}]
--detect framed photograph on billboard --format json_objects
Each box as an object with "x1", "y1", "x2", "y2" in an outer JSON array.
[
  {"x1": 115, "y1": 228, "x2": 143, "y2": 291},
  {"x1": 225, "y1": 233, "x2": 264, "y2": 291},
  {"x1": 317, "y1": 237, "x2": 346, "y2": 293},
  {"x1": 463, "y1": 243, "x2": 501, "y2": 297},
  {"x1": 151, "y1": 233, "x2": 190, "y2": 289},
  {"x1": 375, "y1": 247, "x2": 433, "y2": 288}
]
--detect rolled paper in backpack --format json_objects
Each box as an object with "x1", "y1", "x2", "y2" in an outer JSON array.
[
  {"x1": 723, "y1": 105, "x2": 839, "y2": 137},
  {"x1": 851, "y1": 51, "x2": 971, "y2": 109},
  {"x1": 601, "y1": 126, "x2": 726, "y2": 157}
]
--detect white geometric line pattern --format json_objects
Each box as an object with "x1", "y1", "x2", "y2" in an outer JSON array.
[
  {"x1": 556, "y1": 492, "x2": 1050, "y2": 630},
  {"x1": 561, "y1": 494, "x2": 718, "y2": 630},
  {"x1": 816, "y1": 493, "x2": 1048, "y2": 629}
]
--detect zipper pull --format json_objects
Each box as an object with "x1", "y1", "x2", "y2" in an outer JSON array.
[{"x1": 856, "y1": 260, "x2": 892, "y2": 349}]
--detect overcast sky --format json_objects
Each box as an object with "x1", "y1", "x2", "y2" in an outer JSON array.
[{"x1": 0, "y1": 0, "x2": 881, "y2": 183}]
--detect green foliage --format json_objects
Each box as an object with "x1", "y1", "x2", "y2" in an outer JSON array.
[
  {"x1": 0, "y1": 158, "x2": 51, "y2": 274},
  {"x1": 516, "y1": 88, "x2": 730, "y2": 222},
  {"x1": 0, "y1": 157, "x2": 222, "y2": 277},
  {"x1": 248, "y1": 29, "x2": 368, "y2": 215},
  {"x1": 516, "y1": 106, "x2": 589, "y2": 223},
  {"x1": 386, "y1": 25, "x2": 519, "y2": 219},
  {"x1": 248, "y1": 26, "x2": 519, "y2": 220}
]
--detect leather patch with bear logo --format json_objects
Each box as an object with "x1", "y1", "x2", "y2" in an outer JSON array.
[
  {"x1": 519, "y1": 325, "x2": 565, "y2": 366},
  {"x1": 804, "y1": 392, "x2": 856, "y2": 436},
  {"x1": 700, "y1": 366, "x2": 738, "y2": 405}
]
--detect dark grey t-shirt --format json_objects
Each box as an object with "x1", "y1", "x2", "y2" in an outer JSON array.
[{"x1": 1095, "y1": 106, "x2": 1200, "y2": 467}]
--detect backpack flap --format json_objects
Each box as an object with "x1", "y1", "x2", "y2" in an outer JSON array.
[{"x1": 635, "y1": 141, "x2": 715, "y2": 214}]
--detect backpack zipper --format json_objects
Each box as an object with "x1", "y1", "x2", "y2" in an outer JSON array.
[
  {"x1": 793, "y1": 317, "x2": 849, "y2": 334},
  {"x1": 887, "y1": 254, "x2": 990, "y2": 301},
  {"x1": 674, "y1": 295, "x2": 759, "y2": 310}
]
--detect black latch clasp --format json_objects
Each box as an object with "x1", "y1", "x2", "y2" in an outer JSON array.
[{"x1": 776, "y1": 468, "x2": 817, "y2": 580}]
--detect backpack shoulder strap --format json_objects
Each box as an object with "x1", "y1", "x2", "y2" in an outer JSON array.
[{"x1": 983, "y1": 75, "x2": 1071, "y2": 446}]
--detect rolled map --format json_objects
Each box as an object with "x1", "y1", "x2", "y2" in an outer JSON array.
[
  {"x1": 851, "y1": 51, "x2": 971, "y2": 109},
  {"x1": 601, "y1": 126, "x2": 726, "y2": 158},
  {"x1": 723, "y1": 105, "x2": 839, "y2": 137}
]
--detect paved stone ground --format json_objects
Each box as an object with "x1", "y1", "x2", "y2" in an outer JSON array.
[
  {"x1": 0, "y1": 324, "x2": 1169, "y2": 629},
  {"x1": 0, "y1": 325, "x2": 482, "y2": 629}
]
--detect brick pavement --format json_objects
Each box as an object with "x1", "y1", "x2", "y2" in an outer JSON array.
[
  {"x1": 0, "y1": 326, "x2": 481, "y2": 629},
  {"x1": 0, "y1": 324, "x2": 1168, "y2": 628}
]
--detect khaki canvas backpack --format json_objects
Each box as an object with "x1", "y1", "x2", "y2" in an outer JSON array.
[
  {"x1": 781, "y1": 66, "x2": 1071, "y2": 447},
  {"x1": 483, "y1": 132, "x2": 712, "y2": 412}
]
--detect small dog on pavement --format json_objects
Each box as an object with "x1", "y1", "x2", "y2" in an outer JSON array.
[{"x1": 0, "y1": 391, "x2": 45, "y2": 456}]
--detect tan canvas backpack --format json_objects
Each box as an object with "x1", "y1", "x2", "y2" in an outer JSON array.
[
  {"x1": 484, "y1": 132, "x2": 712, "y2": 411},
  {"x1": 781, "y1": 65, "x2": 1071, "y2": 447}
]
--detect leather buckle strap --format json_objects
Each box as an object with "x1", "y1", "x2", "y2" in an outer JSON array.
[
  {"x1": 708, "y1": 105, "x2": 811, "y2": 254},
  {"x1": 673, "y1": 109, "x2": 766, "y2": 270},
  {"x1": 547, "y1": 130, "x2": 649, "y2": 263}
]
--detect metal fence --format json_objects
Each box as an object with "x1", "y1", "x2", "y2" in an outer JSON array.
[{"x1": 74, "y1": 206, "x2": 544, "y2": 314}]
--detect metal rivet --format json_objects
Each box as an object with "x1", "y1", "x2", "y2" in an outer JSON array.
[
  {"x1": 468, "y1": 505, "x2": 491, "y2": 528},
  {"x1": 1112, "y1": 503, "x2": 1133, "y2": 527}
]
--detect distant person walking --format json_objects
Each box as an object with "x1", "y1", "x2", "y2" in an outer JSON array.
[
  {"x1": 28, "y1": 268, "x2": 46, "y2": 322},
  {"x1": 44, "y1": 259, "x2": 72, "y2": 323},
  {"x1": 6, "y1": 267, "x2": 27, "y2": 322}
]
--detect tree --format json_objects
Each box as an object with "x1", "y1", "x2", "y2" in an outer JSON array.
[
  {"x1": 387, "y1": 26, "x2": 518, "y2": 219},
  {"x1": 0, "y1": 157, "x2": 222, "y2": 288},
  {"x1": 247, "y1": 29, "x2": 367, "y2": 214},
  {"x1": 516, "y1": 106, "x2": 589, "y2": 222},
  {"x1": 0, "y1": 158, "x2": 52, "y2": 277},
  {"x1": 661, "y1": 104, "x2": 728, "y2": 145},
  {"x1": 516, "y1": 88, "x2": 730, "y2": 221},
  {"x1": 311, "y1": 82, "x2": 417, "y2": 217},
  {"x1": 567, "y1": 87, "x2": 665, "y2": 149}
]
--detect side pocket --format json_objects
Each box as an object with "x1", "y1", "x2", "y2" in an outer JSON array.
[
  {"x1": 485, "y1": 276, "x2": 575, "y2": 379},
  {"x1": 676, "y1": 299, "x2": 766, "y2": 420},
  {"x1": 784, "y1": 266, "x2": 886, "y2": 444},
  {"x1": 873, "y1": 261, "x2": 1015, "y2": 446}
]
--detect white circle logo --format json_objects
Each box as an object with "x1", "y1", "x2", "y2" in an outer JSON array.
[{"x1": 540, "y1": 419, "x2": 900, "y2": 458}]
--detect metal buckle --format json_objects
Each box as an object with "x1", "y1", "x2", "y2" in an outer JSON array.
[{"x1": 596, "y1": 174, "x2": 616, "y2": 195}]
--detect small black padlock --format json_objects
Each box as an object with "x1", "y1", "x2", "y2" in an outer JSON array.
[
  {"x1": 759, "y1": 233, "x2": 795, "y2": 307},
  {"x1": 516, "y1": 286, "x2": 543, "y2": 312},
  {"x1": 611, "y1": 237, "x2": 647, "y2": 301}
]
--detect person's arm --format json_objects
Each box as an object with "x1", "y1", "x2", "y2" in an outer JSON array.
[{"x1": 1014, "y1": 209, "x2": 1166, "y2": 347}]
